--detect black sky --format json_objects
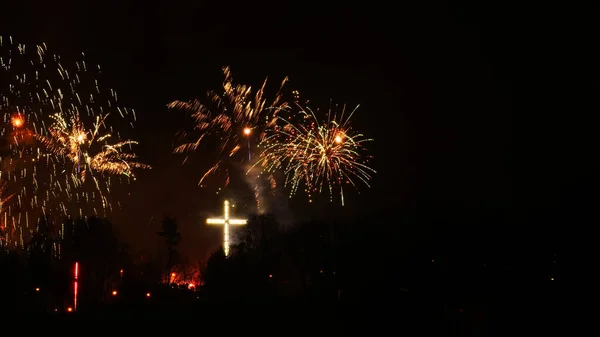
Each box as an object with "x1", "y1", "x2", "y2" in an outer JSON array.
[{"x1": 2, "y1": 1, "x2": 595, "y2": 259}]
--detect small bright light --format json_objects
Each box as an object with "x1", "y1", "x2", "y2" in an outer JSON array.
[
  {"x1": 76, "y1": 133, "x2": 86, "y2": 143},
  {"x1": 268, "y1": 274, "x2": 272, "y2": 278},
  {"x1": 243, "y1": 127, "x2": 251, "y2": 135},
  {"x1": 334, "y1": 135, "x2": 342, "y2": 143},
  {"x1": 11, "y1": 116, "x2": 23, "y2": 128},
  {"x1": 112, "y1": 290, "x2": 117, "y2": 296},
  {"x1": 146, "y1": 292, "x2": 151, "y2": 298},
  {"x1": 67, "y1": 307, "x2": 73, "y2": 312},
  {"x1": 550, "y1": 277, "x2": 555, "y2": 281},
  {"x1": 188, "y1": 283, "x2": 195, "y2": 289},
  {"x1": 35, "y1": 287, "x2": 40, "y2": 292},
  {"x1": 171, "y1": 272, "x2": 176, "y2": 277}
]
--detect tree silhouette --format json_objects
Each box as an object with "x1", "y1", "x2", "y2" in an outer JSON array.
[
  {"x1": 201, "y1": 246, "x2": 228, "y2": 298},
  {"x1": 71, "y1": 216, "x2": 121, "y2": 306},
  {"x1": 157, "y1": 216, "x2": 181, "y2": 285},
  {"x1": 235, "y1": 213, "x2": 278, "y2": 255},
  {"x1": 28, "y1": 216, "x2": 56, "y2": 292}
]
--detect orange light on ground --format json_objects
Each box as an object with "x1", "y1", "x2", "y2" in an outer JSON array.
[
  {"x1": 67, "y1": 307, "x2": 73, "y2": 312},
  {"x1": 243, "y1": 127, "x2": 251, "y2": 136},
  {"x1": 146, "y1": 292, "x2": 151, "y2": 298},
  {"x1": 112, "y1": 290, "x2": 117, "y2": 296}
]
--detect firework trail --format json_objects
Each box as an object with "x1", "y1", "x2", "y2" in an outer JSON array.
[
  {"x1": 255, "y1": 101, "x2": 376, "y2": 205},
  {"x1": 0, "y1": 36, "x2": 149, "y2": 246},
  {"x1": 168, "y1": 66, "x2": 288, "y2": 210}
]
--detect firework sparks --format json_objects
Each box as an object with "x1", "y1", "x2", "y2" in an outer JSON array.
[
  {"x1": 256, "y1": 102, "x2": 375, "y2": 204},
  {"x1": 0, "y1": 36, "x2": 148, "y2": 244},
  {"x1": 0, "y1": 181, "x2": 14, "y2": 217},
  {"x1": 36, "y1": 112, "x2": 150, "y2": 180},
  {"x1": 168, "y1": 66, "x2": 289, "y2": 188}
]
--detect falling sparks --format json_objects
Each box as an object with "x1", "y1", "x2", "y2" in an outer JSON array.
[
  {"x1": 0, "y1": 36, "x2": 149, "y2": 247},
  {"x1": 168, "y1": 66, "x2": 289, "y2": 188},
  {"x1": 255, "y1": 102, "x2": 376, "y2": 204},
  {"x1": 35, "y1": 112, "x2": 150, "y2": 181}
]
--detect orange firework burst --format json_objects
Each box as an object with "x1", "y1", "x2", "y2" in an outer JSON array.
[
  {"x1": 256, "y1": 102, "x2": 375, "y2": 205},
  {"x1": 168, "y1": 66, "x2": 289, "y2": 187},
  {"x1": 1, "y1": 35, "x2": 149, "y2": 237}
]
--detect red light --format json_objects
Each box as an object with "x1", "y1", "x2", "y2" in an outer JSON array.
[
  {"x1": 74, "y1": 262, "x2": 79, "y2": 311},
  {"x1": 112, "y1": 290, "x2": 117, "y2": 296},
  {"x1": 67, "y1": 307, "x2": 73, "y2": 312},
  {"x1": 74, "y1": 281, "x2": 78, "y2": 310},
  {"x1": 146, "y1": 292, "x2": 151, "y2": 298}
]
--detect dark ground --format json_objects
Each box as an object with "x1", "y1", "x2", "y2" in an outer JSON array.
[{"x1": 15, "y1": 283, "x2": 565, "y2": 336}]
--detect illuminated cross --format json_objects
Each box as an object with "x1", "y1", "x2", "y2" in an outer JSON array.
[{"x1": 206, "y1": 200, "x2": 246, "y2": 256}]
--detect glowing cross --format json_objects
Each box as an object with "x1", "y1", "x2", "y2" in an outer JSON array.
[{"x1": 206, "y1": 200, "x2": 246, "y2": 256}]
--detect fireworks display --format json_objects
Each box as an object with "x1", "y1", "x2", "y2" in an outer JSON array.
[
  {"x1": 35, "y1": 112, "x2": 150, "y2": 182},
  {"x1": 168, "y1": 66, "x2": 289, "y2": 188},
  {"x1": 0, "y1": 36, "x2": 149, "y2": 245},
  {"x1": 256, "y1": 101, "x2": 376, "y2": 205},
  {"x1": 0, "y1": 33, "x2": 376, "y2": 248}
]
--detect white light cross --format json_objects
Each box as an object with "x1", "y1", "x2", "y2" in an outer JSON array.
[{"x1": 206, "y1": 200, "x2": 246, "y2": 256}]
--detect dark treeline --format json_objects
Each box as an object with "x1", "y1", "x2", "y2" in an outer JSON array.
[
  {"x1": 0, "y1": 212, "x2": 564, "y2": 334},
  {"x1": 0, "y1": 215, "x2": 155, "y2": 312}
]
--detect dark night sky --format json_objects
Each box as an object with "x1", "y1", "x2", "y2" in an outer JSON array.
[{"x1": 2, "y1": 1, "x2": 595, "y2": 259}]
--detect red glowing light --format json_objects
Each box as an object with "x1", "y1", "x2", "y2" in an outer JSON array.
[
  {"x1": 146, "y1": 292, "x2": 151, "y2": 298},
  {"x1": 74, "y1": 262, "x2": 79, "y2": 311},
  {"x1": 67, "y1": 307, "x2": 73, "y2": 312},
  {"x1": 112, "y1": 290, "x2": 117, "y2": 296},
  {"x1": 74, "y1": 281, "x2": 78, "y2": 310},
  {"x1": 188, "y1": 283, "x2": 195, "y2": 289}
]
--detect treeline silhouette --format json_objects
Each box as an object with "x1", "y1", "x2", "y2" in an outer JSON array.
[{"x1": 0, "y1": 212, "x2": 563, "y2": 334}]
